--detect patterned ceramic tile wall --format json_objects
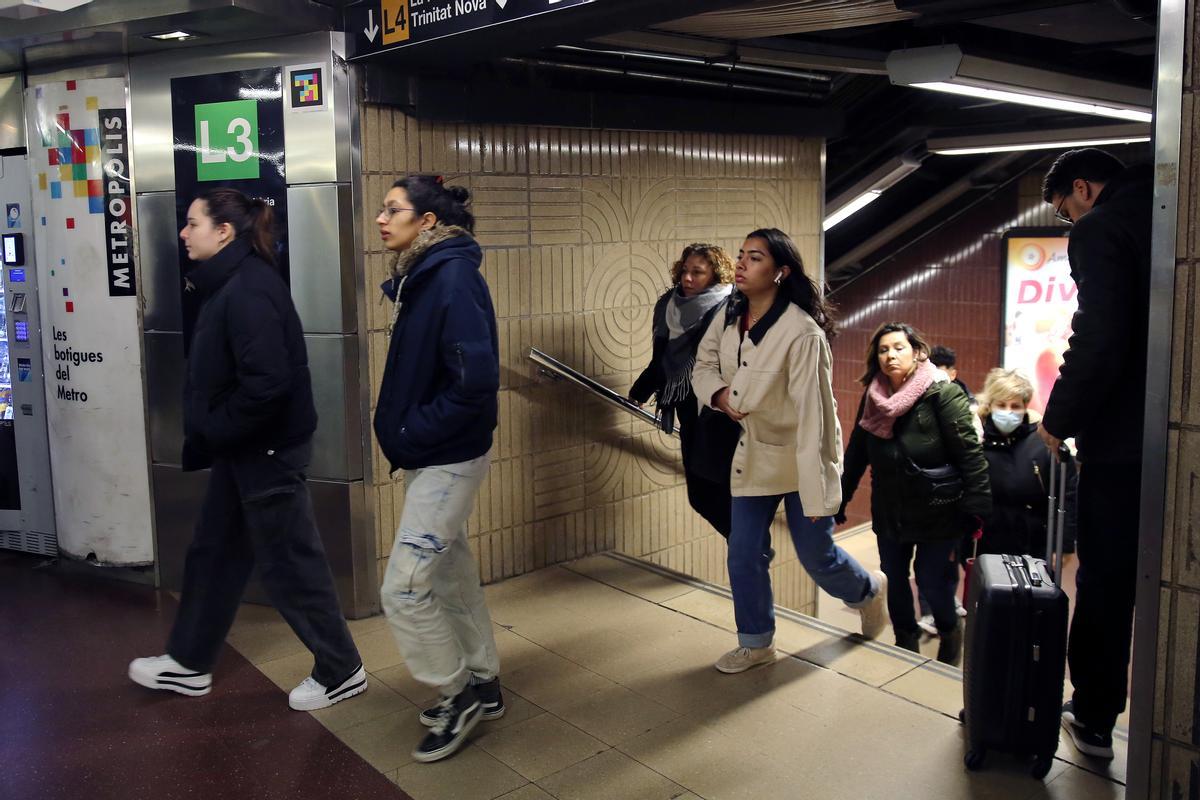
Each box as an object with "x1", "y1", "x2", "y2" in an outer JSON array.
[
  {"x1": 825, "y1": 178, "x2": 1064, "y2": 528},
  {"x1": 1156, "y1": 19, "x2": 1200, "y2": 785},
  {"x1": 359, "y1": 106, "x2": 824, "y2": 616}
]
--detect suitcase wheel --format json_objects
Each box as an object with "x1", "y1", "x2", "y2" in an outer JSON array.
[
  {"x1": 1031, "y1": 755, "x2": 1053, "y2": 780},
  {"x1": 957, "y1": 708, "x2": 965, "y2": 725},
  {"x1": 964, "y1": 749, "x2": 985, "y2": 771}
]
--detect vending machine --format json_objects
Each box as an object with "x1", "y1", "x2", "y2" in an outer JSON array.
[{"x1": 0, "y1": 152, "x2": 57, "y2": 555}]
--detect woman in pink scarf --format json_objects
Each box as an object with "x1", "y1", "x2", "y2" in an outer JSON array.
[{"x1": 837, "y1": 323, "x2": 991, "y2": 664}]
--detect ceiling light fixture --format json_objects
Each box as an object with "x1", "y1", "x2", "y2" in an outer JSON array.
[
  {"x1": 888, "y1": 45, "x2": 1152, "y2": 123},
  {"x1": 824, "y1": 154, "x2": 923, "y2": 231},
  {"x1": 928, "y1": 123, "x2": 1152, "y2": 156},
  {"x1": 145, "y1": 30, "x2": 200, "y2": 42}
]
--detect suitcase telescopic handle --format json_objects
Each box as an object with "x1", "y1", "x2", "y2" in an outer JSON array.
[{"x1": 1044, "y1": 447, "x2": 1069, "y2": 587}]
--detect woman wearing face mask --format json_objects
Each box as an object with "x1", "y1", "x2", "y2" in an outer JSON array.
[
  {"x1": 838, "y1": 322, "x2": 991, "y2": 664},
  {"x1": 129, "y1": 188, "x2": 365, "y2": 712},
  {"x1": 692, "y1": 228, "x2": 887, "y2": 675},
  {"x1": 630, "y1": 243, "x2": 734, "y2": 537},
  {"x1": 374, "y1": 175, "x2": 502, "y2": 764},
  {"x1": 975, "y1": 368, "x2": 1076, "y2": 562}
]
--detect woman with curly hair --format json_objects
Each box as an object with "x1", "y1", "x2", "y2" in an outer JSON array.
[{"x1": 631, "y1": 243, "x2": 734, "y2": 536}]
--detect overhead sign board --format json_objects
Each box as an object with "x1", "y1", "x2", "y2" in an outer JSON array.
[{"x1": 347, "y1": 0, "x2": 597, "y2": 60}]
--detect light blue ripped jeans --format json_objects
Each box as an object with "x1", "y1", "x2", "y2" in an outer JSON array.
[{"x1": 381, "y1": 453, "x2": 499, "y2": 697}]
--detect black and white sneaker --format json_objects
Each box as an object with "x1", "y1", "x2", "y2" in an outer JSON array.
[
  {"x1": 412, "y1": 685, "x2": 483, "y2": 763},
  {"x1": 1061, "y1": 701, "x2": 1115, "y2": 760},
  {"x1": 420, "y1": 676, "x2": 504, "y2": 727},
  {"x1": 128, "y1": 654, "x2": 212, "y2": 697},
  {"x1": 289, "y1": 665, "x2": 368, "y2": 711}
]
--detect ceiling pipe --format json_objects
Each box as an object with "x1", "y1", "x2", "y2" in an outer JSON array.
[
  {"x1": 501, "y1": 57, "x2": 825, "y2": 100},
  {"x1": 551, "y1": 43, "x2": 831, "y2": 84}
]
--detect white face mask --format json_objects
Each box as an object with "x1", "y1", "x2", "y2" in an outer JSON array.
[{"x1": 992, "y1": 409, "x2": 1024, "y2": 435}]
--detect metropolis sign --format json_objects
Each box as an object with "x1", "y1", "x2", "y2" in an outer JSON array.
[{"x1": 347, "y1": 0, "x2": 596, "y2": 59}]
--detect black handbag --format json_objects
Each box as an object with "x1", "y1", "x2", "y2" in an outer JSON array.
[
  {"x1": 895, "y1": 436, "x2": 964, "y2": 506},
  {"x1": 689, "y1": 406, "x2": 741, "y2": 485}
]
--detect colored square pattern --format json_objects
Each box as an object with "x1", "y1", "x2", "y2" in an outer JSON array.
[
  {"x1": 39, "y1": 108, "x2": 105, "y2": 215},
  {"x1": 289, "y1": 67, "x2": 324, "y2": 109},
  {"x1": 65, "y1": 301, "x2": 74, "y2": 313}
]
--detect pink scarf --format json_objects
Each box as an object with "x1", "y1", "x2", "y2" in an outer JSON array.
[{"x1": 859, "y1": 360, "x2": 937, "y2": 439}]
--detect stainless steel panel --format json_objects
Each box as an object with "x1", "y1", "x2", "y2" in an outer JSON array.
[
  {"x1": 144, "y1": 331, "x2": 186, "y2": 465},
  {"x1": 287, "y1": 183, "x2": 356, "y2": 335},
  {"x1": 145, "y1": 331, "x2": 362, "y2": 483},
  {"x1": 138, "y1": 192, "x2": 184, "y2": 333},
  {"x1": 0, "y1": 73, "x2": 24, "y2": 150},
  {"x1": 308, "y1": 334, "x2": 364, "y2": 482},
  {"x1": 129, "y1": 32, "x2": 348, "y2": 193},
  {"x1": 1127, "y1": 1, "x2": 1185, "y2": 797},
  {"x1": 151, "y1": 464, "x2": 378, "y2": 618}
]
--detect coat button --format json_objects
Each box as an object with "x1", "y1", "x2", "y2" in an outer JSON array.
[
  {"x1": 742, "y1": 361, "x2": 748, "y2": 367},
  {"x1": 736, "y1": 469, "x2": 742, "y2": 474},
  {"x1": 732, "y1": 390, "x2": 738, "y2": 396},
  {"x1": 739, "y1": 441, "x2": 745, "y2": 446}
]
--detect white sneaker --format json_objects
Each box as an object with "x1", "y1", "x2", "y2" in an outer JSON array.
[
  {"x1": 917, "y1": 614, "x2": 938, "y2": 636},
  {"x1": 956, "y1": 597, "x2": 967, "y2": 617},
  {"x1": 128, "y1": 655, "x2": 212, "y2": 697},
  {"x1": 856, "y1": 570, "x2": 889, "y2": 640},
  {"x1": 289, "y1": 665, "x2": 368, "y2": 711},
  {"x1": 714, "y1": 646, "x2": 776, "y2": 674}
]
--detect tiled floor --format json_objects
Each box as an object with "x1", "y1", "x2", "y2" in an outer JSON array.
[{"x1": 230, "y1": 552, "x2": 1127, "y2": 800}]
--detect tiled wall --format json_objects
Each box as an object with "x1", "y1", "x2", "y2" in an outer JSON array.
[
  {"x1": 358, "y1": 106, "x2": 825, "y2": 614},
  {"x1": 827, "y1": 177, "x2": 1064, "y2": 528},
  {"x1": 1154, "y1": 6, "x2": 1200, "y2": 791}
]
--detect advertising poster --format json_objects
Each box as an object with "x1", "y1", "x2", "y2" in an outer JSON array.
[
  {"x1": 1002, "y1": 230, "x2": 1076, "y2": 413},
  {"x1": 170, "y1": 68, "x2": 288, "y2": 345},
  {"x1": 24, "y1": 77, "x2": 154, "y2": 565}
]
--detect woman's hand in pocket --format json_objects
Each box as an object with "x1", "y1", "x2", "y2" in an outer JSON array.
[{"x1": 713, "y1": 387, "x2": 746, "y2": 422}]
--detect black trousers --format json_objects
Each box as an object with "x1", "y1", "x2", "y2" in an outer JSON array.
[
  {"x1": 167, "y1": 442, "x2": 361, "y2": 687},
  {"x1": 675, "y1": 398, "x2": 732, "y2": 538},
  {"x1": 1067, "y1": 461, "x2": 1141, "y2": 733},
  {"x1": 877, "y1": 536, "x2": 960, "y2": 636}
]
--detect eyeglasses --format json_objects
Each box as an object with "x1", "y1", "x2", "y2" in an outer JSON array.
[
  {"x1": 1052, "y1": 195, "x2": 1073, "y2": 224},
  {"x1": 377, "y1": 206, "x2": 415, "y2": 221}
]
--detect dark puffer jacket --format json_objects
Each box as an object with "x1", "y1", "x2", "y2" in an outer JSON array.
[
  {"x1": 842, "y1": 380, "x2": 992, "y2": 543},
  {"x1": 373, "y1": 227, "x2": 499, "y2": 473},
  {"x1": 978, "y1": 416, "x2": 1076, "y2": 558},
  {"x1": 181, "y1": 237, "x2": 317, "y2": 471}
]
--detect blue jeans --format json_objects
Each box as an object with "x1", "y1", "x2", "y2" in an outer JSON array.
[
  {"x1": 728, "y1": 493, "x2": 877, "y2": 648},
  {"x1": 876, "y1": 536, "x2": 959, "y2": 636}
]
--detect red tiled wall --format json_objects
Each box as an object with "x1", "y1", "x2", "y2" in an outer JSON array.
[{"x1": 830, "y1": 180, "x2": 1062, "y2": 528}]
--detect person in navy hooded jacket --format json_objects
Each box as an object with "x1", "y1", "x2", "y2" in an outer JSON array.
[{"x1": 374, "y1": 175, "x2": 502, "y2": 764}]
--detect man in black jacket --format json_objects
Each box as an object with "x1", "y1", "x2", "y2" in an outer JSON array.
[{"x1": 1037, "y1": 148, "x2": 1152, "y2": 759}]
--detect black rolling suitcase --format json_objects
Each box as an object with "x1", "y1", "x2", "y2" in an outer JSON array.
[{"x1": 961, "y1": 453, "x2": 1070, "y2": 780}]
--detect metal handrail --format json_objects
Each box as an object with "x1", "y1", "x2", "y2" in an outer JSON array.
[{"x1": 528, "y1": 347, "x2": 673, "y2": 436}]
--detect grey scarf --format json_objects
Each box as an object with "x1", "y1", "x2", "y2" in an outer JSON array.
[{"x1": 654, "y1": 282, "x2": 732, "y2": 406}]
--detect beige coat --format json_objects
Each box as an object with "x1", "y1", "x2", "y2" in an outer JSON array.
[{"x1": 691, "y1": 300, "x2": 843, "y2": 515}]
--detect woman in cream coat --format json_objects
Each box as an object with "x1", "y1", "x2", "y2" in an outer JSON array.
[{"x1": 692, "y1": 228, "x2": 888, "y2": 674}]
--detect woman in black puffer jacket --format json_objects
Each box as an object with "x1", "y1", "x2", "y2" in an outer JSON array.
[
  {"x1": 974, "y1": 368, "x2": 1076, "y2": 563},
  {"x1": 839, "y1": 322, "x2": 991, "y2": 664},
  {"x1": 629, "y1": 243, "x2": 734, "y2": 537}
]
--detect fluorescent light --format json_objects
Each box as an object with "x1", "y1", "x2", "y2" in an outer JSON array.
[
  {"x1": 912, "y1": 81, "x2": 1152, "y2": 123},
  {"x1": 145, "y1": 30, "x2": 200, "y2": 41},
  {"x1": 824, "y1": 190, "x2": 882, "y2": 231},
  {"x1": 888, "y1": 46, "x2": 1152, "y2": 123},
  {"x1": 927, "y1": 123, "x2": 1152, "y2": 155},
  {"x1": 933, "y1": 136, "x2": 1150, "y2": 156}
]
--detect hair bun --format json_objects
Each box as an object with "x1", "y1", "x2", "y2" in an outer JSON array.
[{"x1": 446, "y1": 185, "x2": 470, "y2": 204}]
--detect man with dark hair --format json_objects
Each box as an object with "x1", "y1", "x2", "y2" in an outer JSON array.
[
  {"x1": 929, "y1": 345, "x2": 973, "y2": 404},
  {"x1": 1037, "y1": 147, "x2": 1152, "y2": 760}
]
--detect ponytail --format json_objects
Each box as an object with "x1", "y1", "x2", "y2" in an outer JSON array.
[{"x1": 196, "y1": 187, "x2": 278, "y2": 266}]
